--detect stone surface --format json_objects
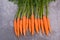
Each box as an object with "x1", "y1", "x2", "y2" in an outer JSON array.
[{"x1": 0, "y1": 0, "x2": 60, "y2": 40}]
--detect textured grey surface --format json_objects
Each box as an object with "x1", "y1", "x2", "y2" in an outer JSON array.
[{"x1": 0, "y1": 0, "x2": 60, "y2": 40}]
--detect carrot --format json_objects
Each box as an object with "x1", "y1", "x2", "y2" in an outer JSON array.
[
  {"x1": 22, "y1": 16, "x2": 26, "y2": 36},
  {"x1": 26, "y1": 18, "x2": 28, "y2": 32},
  {"x1": 35, "y1": 18, "x2": 39, "y2": 33},
  {"x1": 28, "y1": 19, "x2": 31, "y2": 33},
  {"x1": 16, "y1": 17, "x2": 20, "y2": 37},
  {"x1": 38, "y1": 18, "x2": 41, "y2": 31},
  {"x1": 40, "y1": 19, "x2": 44, "y2": 34},
  {"x1": 31, "y1": 14, "x2": 34, "y2": 35},
  {"x1": 45, "y1": 0, "x2": 51, "y2": 33},
  {"x1": 46, "y1": 17, "x2": 51, "y2": 33},
  {"x1": 43, "y1": 16, "x2": 49, "y2": 36},
  {"x1": 19, "y1": 19, "x2": 23, "y2": 35},
  {"x1": 13, "y1": 18, "x2": 18, "y2": 37}
]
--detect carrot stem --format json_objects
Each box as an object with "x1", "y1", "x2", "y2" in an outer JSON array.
[{"x1": 45, "y1": 0, "x2": 48, "y2": 17}]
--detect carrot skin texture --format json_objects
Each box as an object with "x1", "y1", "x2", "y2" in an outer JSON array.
[
  {"x1": 28, "y1": 19, "x2": 31, "y2": 33},
  {"x1": 31, "y1": 14, "x2": 34, "y2": 35},
  {"x1": 19, "y1": 19, "x2": 23, "y2": 35},
  {"x1": 26, "y1": 18, "x2": 28, "y2": 32},
  {"x1": 43, "y1": 16, "x2": 49, "y2": 36},
  {"x1": 35, "y1": 18, "x2": 39, "y2": 33},
  {"x1": 16, "y1": 18, "x2": 20, "y2": 37},
  {"x1": 47, "y1": 18, "x2": 51, "y2": 33},
  {"x1": 38, "y1": 18, "x2": 41, "y2": 31},
  {"x1": 22, "y1": 16, "x2": 26, "y2": 36},
  {"x1": 40, "y1": 19, "x2": 44, "y2": 34},
  {"x1": 13, "y1": 19, "x2": 18, "y2": 37}
]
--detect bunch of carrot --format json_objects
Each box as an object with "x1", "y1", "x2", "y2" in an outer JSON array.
[{"x1": 9, "y1": 0, "x2": 55, "y2": 37}]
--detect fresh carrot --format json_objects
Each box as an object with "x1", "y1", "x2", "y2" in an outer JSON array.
[
  {"x1": 45, "y1": 0, "x2": 51, "y2": 33},
  {"x1": 26, "y1": 18, "x2": 28, "y2": 32},
  {"x1": 46, "y1": 17, "x2": 51, "y2": 33},
  {"x1": 38, "y1": 18, "x2": 41, "y2": 31},
  {"x1": 43, "y1": 16, "x2": 49, "y2": 36},
  {"x1": 28, "y1": 19, "x2": 31, "y2": 33},
  {"x1": 22, "y1": 16, "x2": 26, "y2": 36},
  {"x1": 13, "y1": 18, "x2": 18, "y2": 37},
  {"x1": 35, "y1": 18, "x2": 39, "y2": 33},
  {"x1": 16, "y1": 17, "x2": 20, "y2": 37},
  {"x1": 40, "y1": 19, "x2": 44, "y2": 34},
  {"x1": 19, "y1": 19, "x2": 23, "y2": 35},
  {"x1": 31, "y1": 14, "x2": 34, "y2": 35}
]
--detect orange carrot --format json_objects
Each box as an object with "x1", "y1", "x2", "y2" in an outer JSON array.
[
  {"x1": 31, "y1": 14, "x2": 34, "y2": 35},
  {"x1": 40, "y1": 19, "x2": 44, "y2": 34},
  {"x1": 35, "y1": 18, "x2": 39, "y2": 33},
  {"x1": 38, "y1": 18, "x2": 41, "y2": 31},
  {"x1": 43, "y1": 16, "x2": 49, "y2": 36},
  {"x1": 22, "y1": 16, "x2": 26, "y2": 36},
  {"x1": 28, "y1": 19, "x2": 32, "y2": 33},
  {"x1": 46, "y1": 17, "x2": 51, "y2": 33},
  {"x1": 13, "y1": 18, "x2": 18, "y2": 37},
  {"x1": 16, "y1": 17, "x2": 20, "y2": 37},
  {"x1": 19, "y1": 19, "x2": 23, "y2": 35},
  {"x1": 26, "y1": 18, "x2": 28, "y2": 32}
]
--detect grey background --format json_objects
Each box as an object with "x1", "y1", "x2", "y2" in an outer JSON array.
[{"x1": 0, "y1": 0, "x2": 60, "y2": 40}]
